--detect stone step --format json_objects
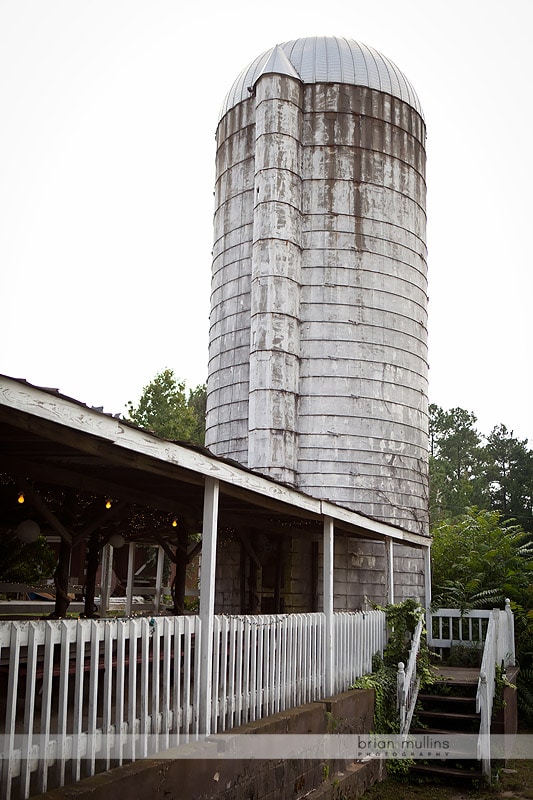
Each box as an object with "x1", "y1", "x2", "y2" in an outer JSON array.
[
  {"x1": 417, "y1": 710, "x2": 479, "y2": 722},
  {"x1": 418, "y1": 693, "x2": 476, "y2": 705},
  {"x1": 410, "y1": 726, "x2": 476, "y2": 736}
]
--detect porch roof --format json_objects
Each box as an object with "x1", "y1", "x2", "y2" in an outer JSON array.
[{"x1": 0, "y1": 373, "x2": 429, "y2": 548}]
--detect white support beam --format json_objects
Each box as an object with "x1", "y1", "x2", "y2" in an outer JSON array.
[
  {"x1": 198, "y1": 477, "x2": 219, "y2": 736},
  {"x1": 386, "y1": 538, "x2": 394, "y2": 604},
  {"x1": 323, "y1": 516, "x2": 334, "y2": 698},
  {"x1": 423, "y1": 543, "x2": 432, "y2": 637},
  {"x1": 423, "y1": 543, "x2": 432, "y2": 613}
]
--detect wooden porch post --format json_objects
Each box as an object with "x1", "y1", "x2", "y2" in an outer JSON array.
[
  {"x1": 198, "y1": 477, "x2": 219, "y2": 735},
  {"x1": 125, "y1": 541, "x2": 136, "y2": 617},
  {"x1": 83, "y1": 531, "x2": 100, "y2": 617},
  {"x1": 172, "y1": 525, "x2": 189, "y2": 615},
  {"x1": 154, "y1": 545, "x2": 165, "y2": 614},
  {"x1": 53, "y1": 538, "x2": 72, "y2": 618},
  {"x1": 323, "y1": 516, "x2": 334, "y2": 698},
  {"x1": 386, "y1": 538, "x2": 394, "y2": 604},
  {"x1": 100, "y1": 544, "x2": 113, "y2": 617}
]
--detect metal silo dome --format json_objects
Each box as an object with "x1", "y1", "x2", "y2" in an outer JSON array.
[{"x1": 220, "y1": 36, "x2": 423, "y2": 118}]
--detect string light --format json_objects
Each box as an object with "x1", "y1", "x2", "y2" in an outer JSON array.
[
  {"x1": 172, "y1": 519, "x2": 178, "y2": 528},
  {"x1": 17, "y1": 492, "x2": 25, "y2": 504},
  {"x1": 105, "y1": 499, "x2": 112, "y2": 509}
]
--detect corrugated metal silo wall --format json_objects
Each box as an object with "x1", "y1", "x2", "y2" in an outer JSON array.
[
  {"x1": 297, "y1": 84, "x2": 429, "y2": 536},
  {"x1": 206, "y1": 75, "x2": 429, "y2": 609}
]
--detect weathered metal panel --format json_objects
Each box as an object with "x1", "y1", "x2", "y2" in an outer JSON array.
[{"x1": 246, "y1": 74, "x2": 304, "y2": 483}]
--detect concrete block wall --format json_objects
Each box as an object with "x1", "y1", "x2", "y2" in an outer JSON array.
[{"x1": 31, "y1": 689, "x2": 384, "y2": 800}]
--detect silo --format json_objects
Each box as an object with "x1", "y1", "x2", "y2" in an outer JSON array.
[{"x1": 206, "y1": 36, "x2": 429, "y2": 538}]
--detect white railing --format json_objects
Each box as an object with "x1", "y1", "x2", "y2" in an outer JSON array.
[
  {"x1": 0, "y1": 581, "x2": 86, "y2": 617},
  {"x1": 0, "y1": 580, "x2": 174, "y2": 617},
  {"x1": 335, "y1": 610, "x2": 387, "y2": 693},
  {"x1": 477, "y1": 601, "x2": 515, "y2": 779},
  {"x1": 210, "y1": 610, "x2": 387, "y2": 733},
  {"x1": 210, "y1": 613, "x2": 324, "y2": 733},
  {"x1": 397, "y1": 616, "x2": 424, "y2": 735},
  {"x1": 428, "y1": 607, "x2": 492, "y2": 649},
  {"x1": 0, "y1": 609, "x2": 386, "y2": 799}
]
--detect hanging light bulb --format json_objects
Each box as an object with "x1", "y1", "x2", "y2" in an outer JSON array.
[
  {"x1": 172, "y1": 518, "x2": 178, "y2": 528},
  {"x1": 105, "y1": 499, "x2": 112, "y2": 509},
  {"x1": 17, "y1": 492, "x2": 25, "y2": 504}
]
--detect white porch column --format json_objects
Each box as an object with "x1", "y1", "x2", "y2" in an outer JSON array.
[
  {"x1": 423, "y1": 543, "x2": 432, "y2": 639},
  {"x1": 423, "y1": 544, "x2": 432, "y2": 608},
  {"x1": 125, "y1": 542, "x2": 136, "y2": 617},
  {"x1": 323, "y1": 516, "x2": 334, "y2": 698},
  {"x1": 386, "y1": 538, "x2": 394, "y2": 604},
  {"x1": 198, "y1": 477, "x2": 219, "y2": 735}
]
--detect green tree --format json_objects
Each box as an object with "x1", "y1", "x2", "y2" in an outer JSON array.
[
  {"x1": 127, "y1": 369, "x2": 206, "y2": 445},
  {"x1": 0, "y1": 530, "x2": 56, "y2": 585},
  {"x1": 126, "y1": 369, "x2": 206, "y2": 615},
  {"x1": 482, "y1": 424, "x2": 533, "y2": 532},
  {"x1": 186, "y1": 383, "x2": 208, "y2": 446},
  {"x1": 431, "y1": 508, "x2": 533, "y2": 611},
  {"x1": 429, "y1": 405, "x2": 487, "y2": 522}
]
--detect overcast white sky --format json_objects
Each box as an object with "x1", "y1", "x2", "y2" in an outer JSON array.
[{"x1": 1, "y1": 0, "x2": 531, "y2": 444}]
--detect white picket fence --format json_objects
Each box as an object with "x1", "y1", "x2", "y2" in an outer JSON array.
[{"x1": 0, "y1": 609, "x2": 386, "y2": 799}]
